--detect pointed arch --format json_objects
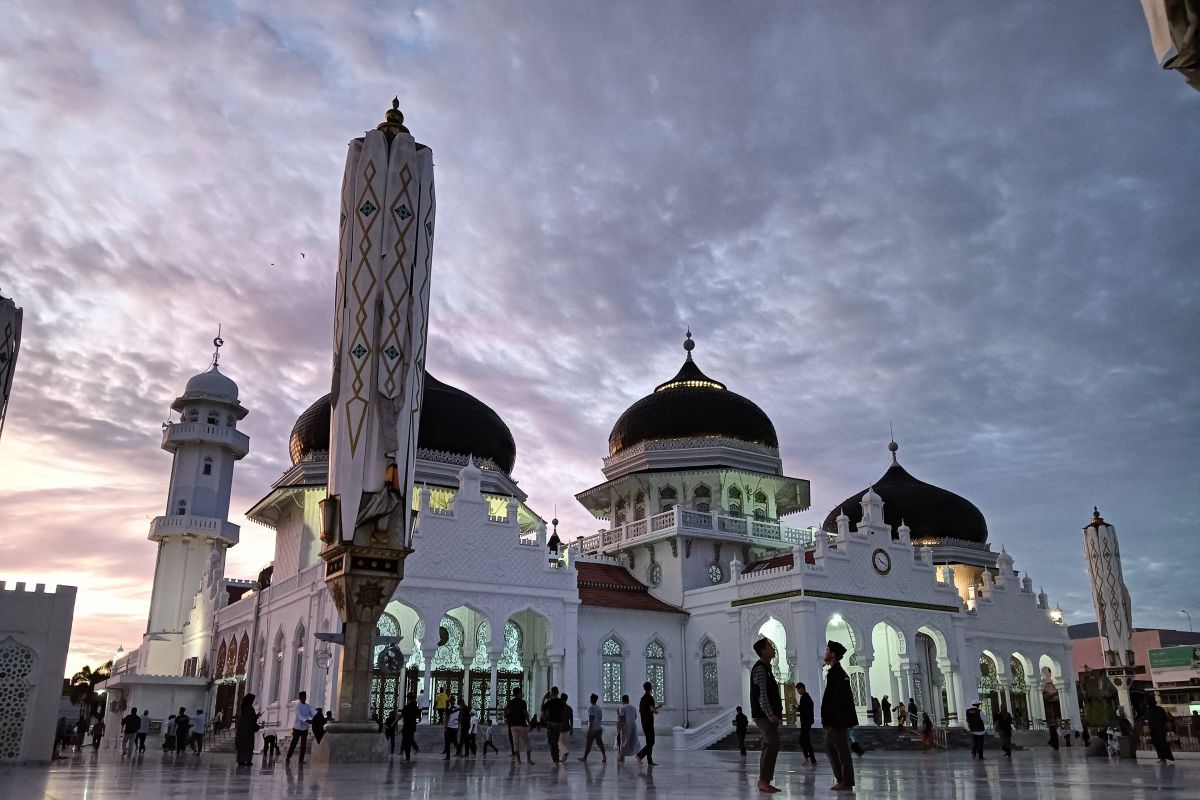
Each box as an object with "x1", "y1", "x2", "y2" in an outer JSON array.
[
  {"x1": 270, "y1": 628, "x2": 285, "y2": 703},
  {"x1": 644, "y1": 636, "x2": 667, "y2": 700},
  {"x1": 601, "y1": 631, "x2": 626, "y2": 702},
  {"x1": 698, "y1": 636, "x2": 719, "y2": 704}
]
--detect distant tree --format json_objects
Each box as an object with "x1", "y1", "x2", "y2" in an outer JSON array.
[{"x1": 63, "y1": 660, "x2": 113, "y2": 715}]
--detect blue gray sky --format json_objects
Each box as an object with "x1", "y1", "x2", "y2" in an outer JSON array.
[{"x1": 1, "y1": 1, "x2": 1197, "y2": 672}]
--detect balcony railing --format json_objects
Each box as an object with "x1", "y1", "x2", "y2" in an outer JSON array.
[
  {"x1": 574, "y1": 507, "x2": 819, "y2": 553},
  {"x1": 162, "y1": 422, "x2": 250, "y2": 455},
  {"x1": 149, "y1": 515, "x2": 240, "y2": 544}
]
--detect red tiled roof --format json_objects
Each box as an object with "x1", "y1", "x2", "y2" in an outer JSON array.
[
  {"x1": 576, "y1": 562, "x2": 687, "y2": 615},
  {"x1": 742, "y1": 550, "x2": 814, "y2": 573}
]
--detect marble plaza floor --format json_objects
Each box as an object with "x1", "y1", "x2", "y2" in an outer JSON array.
[{"x1": 3, "y1": 745, "x2": 1198, "y2": 799}]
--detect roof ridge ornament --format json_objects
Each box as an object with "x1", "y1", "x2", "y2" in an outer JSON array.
[
  {"x1": 211, "y1": 324, "x2": 224, "y2": 368},
  {"x1": 377, "y1": 96, "x2": 410, "y2": 138}
]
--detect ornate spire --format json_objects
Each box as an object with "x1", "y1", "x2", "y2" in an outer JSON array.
[
  {"x1": 377, "y1": 97, "x2": 410, "y2": 137},
  {"x1": 211, "y1": 324, "x2": 224, "y2": 368},
  {"x1": 683, "y1": 328, "x2": 695, "y2": 361}
]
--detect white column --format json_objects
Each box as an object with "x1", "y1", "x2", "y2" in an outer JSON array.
[
  {"x1": 563, "y1": 606, "x2": 579, "y2": 708},
  {"x1": 421, "y1": 647, "x2": 435, "y2": 700},
  {"x1": 858, "y1": 657, "x2": 875, "y2": 725},
  {"x1": 488, "y1": 657, "x2": 500, "y2": 715}
]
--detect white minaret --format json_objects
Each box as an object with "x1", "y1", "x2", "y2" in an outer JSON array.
[
  {"x1": 142, "y1": 336, "x2": 249, "y2": 675},
  {"x1": 1082, "y1": 507, "x2": 1135, "y2": 720}
]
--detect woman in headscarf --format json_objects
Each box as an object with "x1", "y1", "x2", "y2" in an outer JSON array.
[
  {"x1": 235, "y1": 693, "x2": 261, "y2": 766},
  {"x1": 617, "y1": 694, "x2": 639, "y2": 762}
]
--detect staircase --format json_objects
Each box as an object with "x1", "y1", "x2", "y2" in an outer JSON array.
[{"x1": 708, "y1": 725, "x2": 974, "y2": 752}]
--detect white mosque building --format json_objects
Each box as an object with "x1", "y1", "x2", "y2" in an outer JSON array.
[{"x1": 101, "y1": 332, "x2": 1077, "y2": 746}]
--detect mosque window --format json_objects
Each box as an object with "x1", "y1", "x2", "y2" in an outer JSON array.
[
  {"x1": 702, "y1": 653, "x2": 719, "y2": 705},
  {"x1": 470, "y1": 620, "x2": 492, "y2": 672},
  {"x1": 728, "y1": 486, "x2": 742, "y2": 515},
  {"x1": 634, "y1": 491, "x2": 646, "y2": 521},
  {"x1": 659, "y1": 486, "x2": 677, "y2": 512},
  {"x1": 291, "y1": 624, "x2": 306, "y2": 698},
  {"x1": 601, "y1": 636, "x2": 624, "y2": 702},
  {"x1": 431, "y1": 617, "x2": 465, "y2": 671},
  {"x1": 753, "y1": 508, "x2": 767, "y2": 521},
  {"x1": 645, "y1": 640, "x2": 667, "y2": 701},
  {"x1": 176, "y1": 499, "x2": 187, "y2": 516},
  {"x1": 615, "y1": 498, "x2": 627, "y2": 527},
  {"x1": 498, "y1": 622, "x2": 523, "y2": 673},
  {"x1": 188, "y1": 409, "x2": 199, "y2": 422},
  {"x1": 203, "y1": 457, "x2": 213, "y2": 476},
  {"x1": 693, "y1": 485, "x2": 711, "y2": 513},
  {"x1": 405, "y1": 621, "x2": 426, "y2": 670},
  {"x1": 270, "y1": 631, "x2": 285, "y2": 703},
  {"x1": 207, "y1": 411, "x2": 219, "y2": 425},
  {"x1": 215, "y1": 641, "x2": 227, "y2": 679}
]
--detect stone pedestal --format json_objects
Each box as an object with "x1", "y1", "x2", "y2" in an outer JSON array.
[{"x1": 308, "y1": 722, "x2": 387, "y2": 764}]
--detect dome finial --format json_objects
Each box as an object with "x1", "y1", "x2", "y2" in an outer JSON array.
[
  {"x1": 377, "y1": 96, "x2": 410, "y2": 137},
  {"x1": 211, "y1": 323, "x2": 224, "y2": 368},
  {"x1": 888, "y1": 423, "x2": 899, "y2": 464},
  {"x1": 683, "y1": 328, "x2": 695, "y2": 361}
]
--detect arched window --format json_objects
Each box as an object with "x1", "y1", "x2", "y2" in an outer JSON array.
[
  {"x1": 602, "y1": 636, "x2": 624, "y2": 702},
  {"x1": 645, "y1": 639, "x2": 666, "y2": 701},
  {"x1": 270, "y1": 631, "x2": 285, "y2": 703},
  {"x1": 188, "y1": 408, "x2": 199, "y2": 422},
  {"x1": 498, "y1": 622, "x2": 523, "y2": 673},
  {"x1": 207, "y1": 411, "x2": 219, "y2": 425},
  {"x1": 753, "y1": 490, "x2": 769, "y2": 520},
  {"x1": 253, "y1": 636, "x2": 265, "y2": 693},
  {"x1": 405, "y1": 620, "x2": 426, "y2": 670},
  {"x1": 238, "y1": 633, "x2": 249, "y2": 674},
  {"x1": 615, "y1": 498, "x2": 627, "y2": 527},
  {"x1": 693, "y1": 485, "x2": 711, "y2": 513},
  {"x1": 728, "y1": 486, "x2": 742, "y2": 515},
  {"x1": 659, "y1": 486, "x2": 677, "y2": 512},
  {"x1": 226, "y1": 638, "x2": 237, "y2": 677},
  {"x1": 470, "y1": 619, "x2": 492, "y2": 671},
  {"x1": 375, "y1": 613, "x2": 401, "y2": 669},
  {"x1": 291, "y1": 623, "x2": 306, "y2": 698},
  {"x1": 634, "y1": 491, "x2": 646, "y2": 521},
  {"x1": 700, "y1": 638, "x2": 719, "y2": 704},
  {"x1": 431, "y1": 617, "x2": 465, "y2": 671},
  {"x1": 215, "y1": 641, "x2": 227, "y2": 679},
  {"x1": 203, "y1": 457, "x2": 213, "y2": 476},
  {"x1": 176, "y1": 499, "x2": 187, "y2": 516}
]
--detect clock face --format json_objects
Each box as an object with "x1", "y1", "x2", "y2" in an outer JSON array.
[{"x1": 872, "y1": 548, "x2": 891, "y2": 576}]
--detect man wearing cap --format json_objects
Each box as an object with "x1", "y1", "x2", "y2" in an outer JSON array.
[
  {"x1": 821, "y1": 640, "x2": 857, "y2": 792},
  {"x1": 966, "y1": 700, "x2": 986, "y2": 758},
  {"x1": 749, "y1": 638, "x2": 783, "y2": 794}
]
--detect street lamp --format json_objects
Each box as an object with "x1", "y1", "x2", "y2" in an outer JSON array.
[{"x1": 1182, "y1": 609, "x2": 1193, "y2": 632}]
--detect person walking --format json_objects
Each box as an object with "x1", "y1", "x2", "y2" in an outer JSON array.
[
  {"x1": 262, "y1": 722, "x2": 279, "y2": 759},
  {"x1": 542, "y1": 686, "x2": 565, "y2": 764},
  {"x1": 920, "y1": 713, "x2": 935, "y2": 752},
  {"x1": 822, "y1": 640, "x2": 857, "y2": 792},
  {"x1": 164, "y1": 715, "x2": 176, "y2": 752},
  {"x1": 558, "y1": 693, "x2": 573, "y2": 760},
  {"x1": 417, "y1": 689, "x2": 429, "y2": 724},
  {"x1": 505, "y1": 687, "x2": 533, "y2": 764},
  {"x1": 966, "y1": 701, "x2": 986, "y2": 759},
  {"x1": 578, "y1": 693, "x2": 607, "y2": 763},
  {"x1": 1145, "y1": 698, "x2": 1175, "y2": 763},
  {"x1": 733, "y1": 706, "x2": 749, "y2": 757},
  {"x1": 796, "y1": 682, "x2": 816, "y2": 766},
  {"x1": 285, "y1": 691, "x2": 315, "y2": 763},
  {"x1": 400, "y1": 693, "x2": 421, "y2": 760},
  {"x1": 384, "y1": 709, "x2": 399, "y2": 755},
  {"x1": 120, "y1": 707, "x2": 140, "y2": 757},
  {"x1": 90, "y1": 717, "x2": 105, "y2": 751},
  {"x1": 434, "y1": 689, "x2": 449, "y2": 724},
  {"x1": 480, "y1": 717, "x2": 499, "y2": 755},
  {"x1": 636, "y1": 681, "x2": 662, "y2": 766},
  {"x1": 881, "y1": 695, "x2": 892, "y2": 726},
  {"x1": 457, "y1": 698, "x2": 473, "y2": 756},
  {"x1": 617, "y1": 694, "x2": 640, "y2": 762},
  {"x1": 190, "y1": 708, "x2": 207, "y2": 753},
  {"x1": 234, "y1": 694, "x2": 260, "y2": 766},
  {"x1": 907, "y1": 698, "x2": 918, "y2": 729},
  {"x1": 871, "y1": 696, "x2": 881, "y2": 726},
  {"x1": 750, "y1": 637, "x2": 782, "y2": 794},
  {"x1": 137, "y1": 710, "x2": 151, "y2": 752},
  {"x1": 896, "y1": 703, "x2": 907, "y2": 728},
  {"x1": 995, "y1": 707, "x2": 1014, "y2": 759},
  {"x1": 443, "y1": 695, "x2": 462, "y2": 759},
  {"x1": 173, "y1": 708, "x2": 190, "y2": 754},
  {"x1": 1048, "y1": 721, "x2": 1060, "y2": 751}
]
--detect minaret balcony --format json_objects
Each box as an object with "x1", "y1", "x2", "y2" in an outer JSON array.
[
  {"x1": 148, "y1": 514, "x2": 240, "y2": 545},
  {"x1": 162, "y1": 422, "x2": 250, "y2": 457},
  {"x1": 571, "y1": 506, "x2": 818, "y2": 555}
]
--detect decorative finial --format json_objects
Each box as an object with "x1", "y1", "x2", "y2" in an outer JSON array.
[
  {"x1": 377, "y1": 96, "x2": 410, "y2": 137},
  {"x1": 211, "y1": 324, "x2": 224, "y2": 367},
  {"x1": 683, "y1": 328, "x2": 695, "y2": 360}
]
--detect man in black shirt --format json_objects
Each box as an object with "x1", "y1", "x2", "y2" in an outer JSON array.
[
  {"x1": 821, "y1": 640, "x2": 857, "y2": 792},
  {"x1": 636, "y1": 681, "x2": 661, "y2": 765},
  {"x1": 733, "y1": 706, "x2": 749, "y2": 756},
  {"x1": 543, "y1": 686, "x2": 565, "y2": 764},
  {"x1": 120, "y1": 707, "x2": 141, "y2": 757},
  {"x1": 750, "y1": 637, "x2": 782, "y2": 793},
  {"x1": 795, "y1": 682, "x2": 816, "y2": 766}
]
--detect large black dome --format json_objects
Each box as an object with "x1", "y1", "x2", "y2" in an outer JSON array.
[
  {"x1": 289, "y1": 373, "x2": 517, "y2": 474},
  {"x1": 607, "y1": 339, "x2": 778, "y2": 456},
  {"x1": 821, "y1": 454, "x2": 988, "y2": 544}
]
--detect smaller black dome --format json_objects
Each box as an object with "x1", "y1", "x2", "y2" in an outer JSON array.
[
  {"x1": 608, "y1": 340, "x2": 778, "y2": 456},
  {"x1": 821, "y1": 458, "x2": 988, "y2": 544},
  {"x1": 288, "y1": 373, "x2": 517, "y2": 474}
]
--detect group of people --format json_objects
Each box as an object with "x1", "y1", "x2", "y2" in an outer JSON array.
[
  {"x1": 233, "y1": 690, "x2": 324, "y2": 767},
  {"x1": 868, "y1": 695, "x2": 920, "y2": 728},
  {"x1": 749, "y1": 638, "x2": 860, "y2": 794}
]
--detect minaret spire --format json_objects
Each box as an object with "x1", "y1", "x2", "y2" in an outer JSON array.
[
  {"x1": 211, "y1": 324, "x2": 224, "y2": 368},
  {"x1": 683, "y1": 328, "x2": 695, "y2": 362}
]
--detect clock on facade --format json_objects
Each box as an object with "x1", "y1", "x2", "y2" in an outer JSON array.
[
  {"x1": 708, "y1": 563, "x2": 724, "y2": 584},
  {"x1": 871, "y1": 548, "x2": 891, "y2": 576}
]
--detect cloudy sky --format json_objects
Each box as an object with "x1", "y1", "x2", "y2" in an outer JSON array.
[{"x1": 1, "y1": 1, "x2": 1197, "y2": 675}]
